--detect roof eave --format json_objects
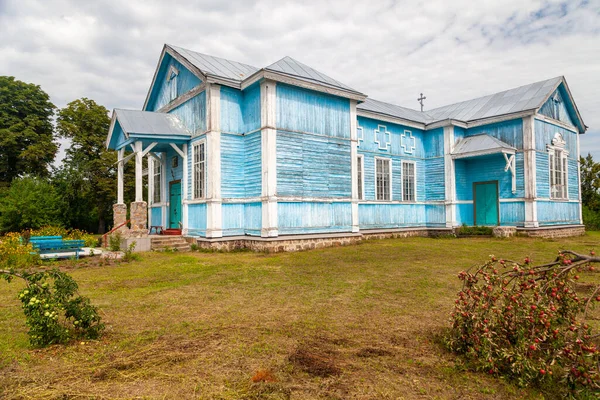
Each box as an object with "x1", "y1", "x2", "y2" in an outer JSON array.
[{"x1": 356, "y1": 109, "x2": 427, "y2": 130}]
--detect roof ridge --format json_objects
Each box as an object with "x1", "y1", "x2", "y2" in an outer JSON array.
[{"x1": 167, "y1": 44, "x2": 259, "y2": 70}]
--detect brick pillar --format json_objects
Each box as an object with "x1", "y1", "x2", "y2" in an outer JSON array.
[
  {"x1": 130, "y1": 201, "x2": 148, "y2": 234},
  {"x1": 112, "y1": 203, "x2": 128, "y2": 232}
]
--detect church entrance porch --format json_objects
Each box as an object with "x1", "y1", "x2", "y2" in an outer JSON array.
[{"x1": 473, "y1": 181, "x2": 499, "y2": 226}]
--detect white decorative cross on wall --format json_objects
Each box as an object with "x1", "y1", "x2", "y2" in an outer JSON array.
[
  {"x1": 357, "y1": 126, "x2": 364, "y2": 147},
  {"x1": 401, "y1": 130, "x2": 416, "y2": 154},
  {"x1": 374, "y1": 125, "x2": 391, "y2": 150}
]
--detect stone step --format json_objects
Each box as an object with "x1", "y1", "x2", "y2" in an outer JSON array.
[{"x1": 151, "y1": 236, "x2": 190, "y2": 252}]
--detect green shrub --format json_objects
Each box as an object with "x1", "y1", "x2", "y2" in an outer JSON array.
[
  {"x1": 456, "y1": 224, "x2": 494, "y2": 236},
  {"x1": 446, "y1": 251, "x2": 600, "y2": 396},
  {"x1": 582, "y1": 205, "x2": 600, "y2": 231},
  {"x1": 1, "y1": 268, "x2": 104, "y2": 347},
  {"x1": 0, "y1": 232, "x2": 40, "y2": 269},
  {"x1": 108, "y1": 232, "x2": 122, "y2": 252}
]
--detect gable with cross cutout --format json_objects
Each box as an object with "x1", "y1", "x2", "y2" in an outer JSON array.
[{"x1": 374, "y1": 125, "x2": 391, "y2": 150}]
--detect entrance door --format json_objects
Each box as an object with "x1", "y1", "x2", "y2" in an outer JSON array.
[
  {"x1": 474, "y1": 181, "x2": 499, "y2": 226},
  {"x1": 169, "y1": 181, "x2": 182, "y2": 229}
]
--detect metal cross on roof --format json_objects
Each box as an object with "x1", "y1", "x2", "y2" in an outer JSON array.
[{"x1": 418, "y1": 93, "x2": 426, "y2": 112}]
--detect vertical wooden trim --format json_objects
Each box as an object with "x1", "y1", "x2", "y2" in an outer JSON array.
[
  {"x1": 523, "y1": 115, "x2": 539, "y2": 227},
  {"x1": 443, "y1": 125, "x2": 456, "y2": 227},
  {"x1": 148, "y1": 156, "x2": 154, "y2": 205},
  {"x1": 134, "y1": 141, "x2": 143, "y2": 202},
  {"x1": 182, "y1": 143, "x2": 189, "y2": 234},
  {"x1": 117, "y1": 148, "x2": 124, "y2": 204},
  {"x1": 576, "y1": 131, "x2": 583, "y2": 224},
  {"x1": 206, "y1": 83, "x2": 223, "y2": 238},
  {"x1": 161, "y1": 152, "x2": 167, "y2": 228},
  {"x1": 350, "y1": 100, "x2": 359, "y2": 232},
  {"x1": 261, "y1": 80, "x2": 278, "y2": 237}
]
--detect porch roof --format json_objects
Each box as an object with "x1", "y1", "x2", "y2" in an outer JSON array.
[
  {"x1": 106, "y1": 109, "x2": 191, "y2": 150},
  {"x1": 451, "y1": 134, "x2": 516, "y2": 159}
]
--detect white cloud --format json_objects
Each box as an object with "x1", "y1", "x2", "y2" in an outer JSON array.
[{"x1": 0, "y1": 0, "x2": 599, "y2": 160}]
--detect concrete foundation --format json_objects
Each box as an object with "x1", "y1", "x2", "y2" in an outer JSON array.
[{"x1": 120, "y1": 237, "x2": 152, "y2": 252}]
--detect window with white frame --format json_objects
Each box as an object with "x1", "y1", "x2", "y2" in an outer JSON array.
[
  {"x1": 548, "y1": 133, "x2": 568, "y2": 200},
  {"x1": 402, "y1": 161, "x2": 416, "y2": 202},
  {"x1": 152, "y1": 158, "x2": 161, "y2": 204},
  {"x1": 193, "y1": 141, "x2": 206, "y2": 199},
  {"x1": 375, "y1": 158, "x2": 391, "y2": 201},
  {"x1": 357, "y1": 155, "x2": 364, "y2": 200}
]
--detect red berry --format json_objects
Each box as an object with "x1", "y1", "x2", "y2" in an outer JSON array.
[{"x1": 540, "y1": 369, "x2": 546, "y2": 375}]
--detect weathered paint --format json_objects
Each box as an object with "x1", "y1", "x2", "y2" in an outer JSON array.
[
  {"x1": 537, "y1": 201, "x2": 580, "y2": 225},
  {"x1": 454, "y1": 153, "x2": 524, "y2": 200},
  {"x1": 425, "y1": 204, "x2": 446, "y2": 226},
  {"x1": 500, "y1": 202, "x2": 525, "y2": 226},
  {"x1": 146, "y1": 55, "x2": 202, "y2": 112},
  {"x1": 278, "y1": 202, "x2": 352, "y2": 234},
  {"x1": 187, "y1": 203, "x2": 207, "y2": 236},
  {"x1": 277, "y1": 84, "x2": 350, "y2": 139},
  {"x1": 459, "y1": 119, "x2": 524, "y2": 149},
  {"x1": 242, "y1": 83, "x2": 261, "y2": 133},
  {"x1": 357, "y1": 116, "x2": 427, "y2": 158},
  {"x1": 220, "y1": 86, "x2": 244, "y2": 134},
  {"x1": 535, "y1": 119, "x2": 577, "y2": 156},
  {"x1": 221, "y1": 133, "x2": 245, "y2": 198},
  {"x1": 222, "y1": 203, "x2": 245, "y2": 236},
  {"x1": 277, "y1": 131, "x2": 351, "y2": 198},
  {"x1": 539, "y1": 88, "x2": 575, "y2": 126},
  {"x1": 244, "y1": 131, "x2": 262, "y2": 198},
  {"x1": 359, "y1": 203, "x2": 427, "y2": 229},
  {"x1": 150, "y1": 207, "x2": 162, "y2": 226},
  {"x1": 168, "y1": 91, "x2": 206, "y2": 135},
  {"x1": 425, "y1": 158, "x2": 445, "y2": 201},
  {"x1": 456, "y1": 203, "x2": 474, "y2": 226}
]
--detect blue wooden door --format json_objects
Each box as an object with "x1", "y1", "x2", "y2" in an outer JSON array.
[
  {"x1": 474, "y1": 181, "x2": 499, "y2": 226},
  {"x1": 169, "y1": 181, "x2": 181, "y2": 229}
]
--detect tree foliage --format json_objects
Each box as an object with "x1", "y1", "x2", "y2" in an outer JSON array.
[
  {"x1": 0, "y1": 76, "x2": 57, "y2": 184},
  {"x1": 55, "y1": 98, "x2": 135, "y2": 233},
  {"x1": 580, "y1": 154, "x2": 600, "y2": 230},
  {"x1": 0, "y1": 177, "x2": 64, "y2": 233}
]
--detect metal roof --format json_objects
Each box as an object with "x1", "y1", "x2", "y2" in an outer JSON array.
[
  {"x1": 357, "y1": 98, "x2": 434, "y2": 124},
  {"x1": 168, "y1": 44, "x2": 259, "y2": 82},
  {"x1": 426, "y1": 77, "x2": 563, "y2": 122},
  {"x1": 265, "y1": 56, "x2": 361, "y2": 94},
  {"x1": 452, "y1": 134, "x2": 516, "y2": 159},
  {"x1": 114, "y1": 109, "x2": 190, "y2": 136}
]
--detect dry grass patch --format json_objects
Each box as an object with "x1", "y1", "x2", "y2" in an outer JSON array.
[{"x1": 0, "y1": 232, "x2": 598, "y2": 398}]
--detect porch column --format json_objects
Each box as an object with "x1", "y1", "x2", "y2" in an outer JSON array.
[
  {"x1": 113, "y1": 147, "x2": 128, "y2": 232},
  {"x1": 161, "y1": 152, "x2": 167, "y2": 229},
  {"x1": 444, "y1": 125, "x2": 457, "y2": 228},
  {"x1": 131, "y1": 140, "x2": 147, "y2": 233},
  {"x1": 206, "y1": 83, "x2": 223, "y2": 238},
  {"x1": 523, "y1": 116, "x2": 539, "y2": 228},
  {"x1": 261, "y1": 80, "x2": 278, "y2": 237},
  {"x1": 350, "y1": 100, "x2": 359, "y2": 233}
]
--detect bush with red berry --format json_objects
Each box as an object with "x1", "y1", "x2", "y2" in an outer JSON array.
[{"x1": 446, "y1": 250, "x2": 600, "y2": 396}]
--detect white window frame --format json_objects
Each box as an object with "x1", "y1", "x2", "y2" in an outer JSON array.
[
  {"x1": 192, "y1": 139, "x2": 206, "y2": 200},
  {"x1": 375, "y1": 157, "x2": 392, "y2": 201},
  {"x1": 547, "y1": 133, "x2": 569, "y2": 200},
  {"x1": 152, "y1": 157, "x2": 162, "y2": 204},
  {"x1": 401, "y1": 160, "x2": 417, "y2": 202},
  {"x1": 357, "y1": 154, "x2": 364, "y2": 201}
]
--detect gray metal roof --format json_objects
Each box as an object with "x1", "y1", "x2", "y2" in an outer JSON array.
[
  {"x1": 452, "y1": 134, "x2": 516, "y2": 159},
  {"x1": 357, "y1": 98, "x2": 434, "y2": 124},
  {"x1": 426, "y1": 77, "x2": 562, "y2": 122},
  {"x1": 115, "y1": 109, "x2": 190, "y2": 136},
  {"x1": 265, "y1": 56, "x2": 361, "y2": 94},
  {"x1": 168, "y1": 44, "x2": 259, "y2": 82}
]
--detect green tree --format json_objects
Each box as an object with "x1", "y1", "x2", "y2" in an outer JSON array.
[
  {"x1": 0, "y1": 77, "x2": 57, "y2": 185},
  {"x1": 580, "y1": 153, "x2": 600, "y2": 210},
  {"x1": 0, "y1": 177, "x2": 64, "y2": 232},
  {"x1": 56, "y1": 98, "x2": 135, "y2": 233}
]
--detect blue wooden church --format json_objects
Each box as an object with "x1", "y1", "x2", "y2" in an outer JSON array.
[{"x1": 106, "y1": 44, "x2": 587, "y2": 248}]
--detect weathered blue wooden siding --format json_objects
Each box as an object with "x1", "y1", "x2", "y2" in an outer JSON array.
[
  {"x1": 168, "y1": 91, "x2": 206, "y2": 134},
  {"x1": 455, "y1": 153, "x2": 524, "y2": 200},
  {"x1": 165, "y1": 147, "x2": 183, "y2": 184},
  {"x1": 539, "y1": 89, "x2": 575, "y2": 126},
  {"x1": 500, "y1": 202, "x2": 525, "y2": 226},
  {"x1": 278, "y1": 202, "x2": 352, "y2": 234},
  {"x1": 146, "y1": 55, "x2": 202, "y2": 112},
  {"x1": 456, "y1": 203, "x2": 474, "y2": 226},
  {"x1": 220, "y1": 86, "x2": 243, "y2": 134},
  {"x1": 150, "y1": 207, "x2": 162, "y2": 226},
  {"x1": 426, "y1": 204, "x2": 446, "y2": 227},
  {"x1": 425, "y1": 158, "x2": 445, "y2": 201},
  {"x1": 277, "y1": 84, "x2": 350, "y2": 139},
  {"x1": 536, "y1": 152, "x2": 550, "y2": 198},
  {"x1": 244, "y1": 132, "x2": 262, "y2": 198},
  {"x1": 221, "y1": 134, "x2": 245, "y2": 198},
  {"x1": 568, "y1": 159, "x2": 579, "y2": 200},
  {"x1": 222, "y1": 203, "x2": 245, "y2": 236},
  {"x1": 187, "y1": 203, "x2": 207, "y2": 236},
  {"x1": 277, "y1": 131, "x2": 351, "y2": 198},
  {"x1": 244, "y1": 202, "x2": 262, "y2": 236},
  {"x1": 461, "y1": 119, "x2": 523, "y2": 149},
  {"x1": 537, "y1": 201, "x2": 580, "y2": 225},
  {"x1": 108, "y1": 121, "x2": 128, "y2": 150},
  {"x1": 357, "y1": 116, "x2": 427, "y2": 158},
  {"x1": 359, "y1": 204, "x2": 427, "y2": 229},
  {"x1": 423, "y1": 127, "x2": 444, "y2": 158},
  {"x1": 535, "y1": 119, "x2": 577, "y2": 157},
  {"x1": 242, "y1": 83, "x2": 261, "y2": 133}
]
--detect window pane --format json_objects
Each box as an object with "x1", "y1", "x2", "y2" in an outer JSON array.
[{"x1": 193, "y1": 142, "x2": 205, "y2": 199}]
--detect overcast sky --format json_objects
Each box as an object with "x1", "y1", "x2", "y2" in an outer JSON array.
[{"x1": 1, "y1": 0, "x2": 599, "y2": 161}]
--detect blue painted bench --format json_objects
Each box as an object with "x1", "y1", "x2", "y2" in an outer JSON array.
[{"x1": 29, "y1": 236, "x2": 85, "y2": 259}]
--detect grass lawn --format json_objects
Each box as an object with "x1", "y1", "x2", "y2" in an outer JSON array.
[{"x1": 1, "y1": 233, "x2": 599, "y2": 399}]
